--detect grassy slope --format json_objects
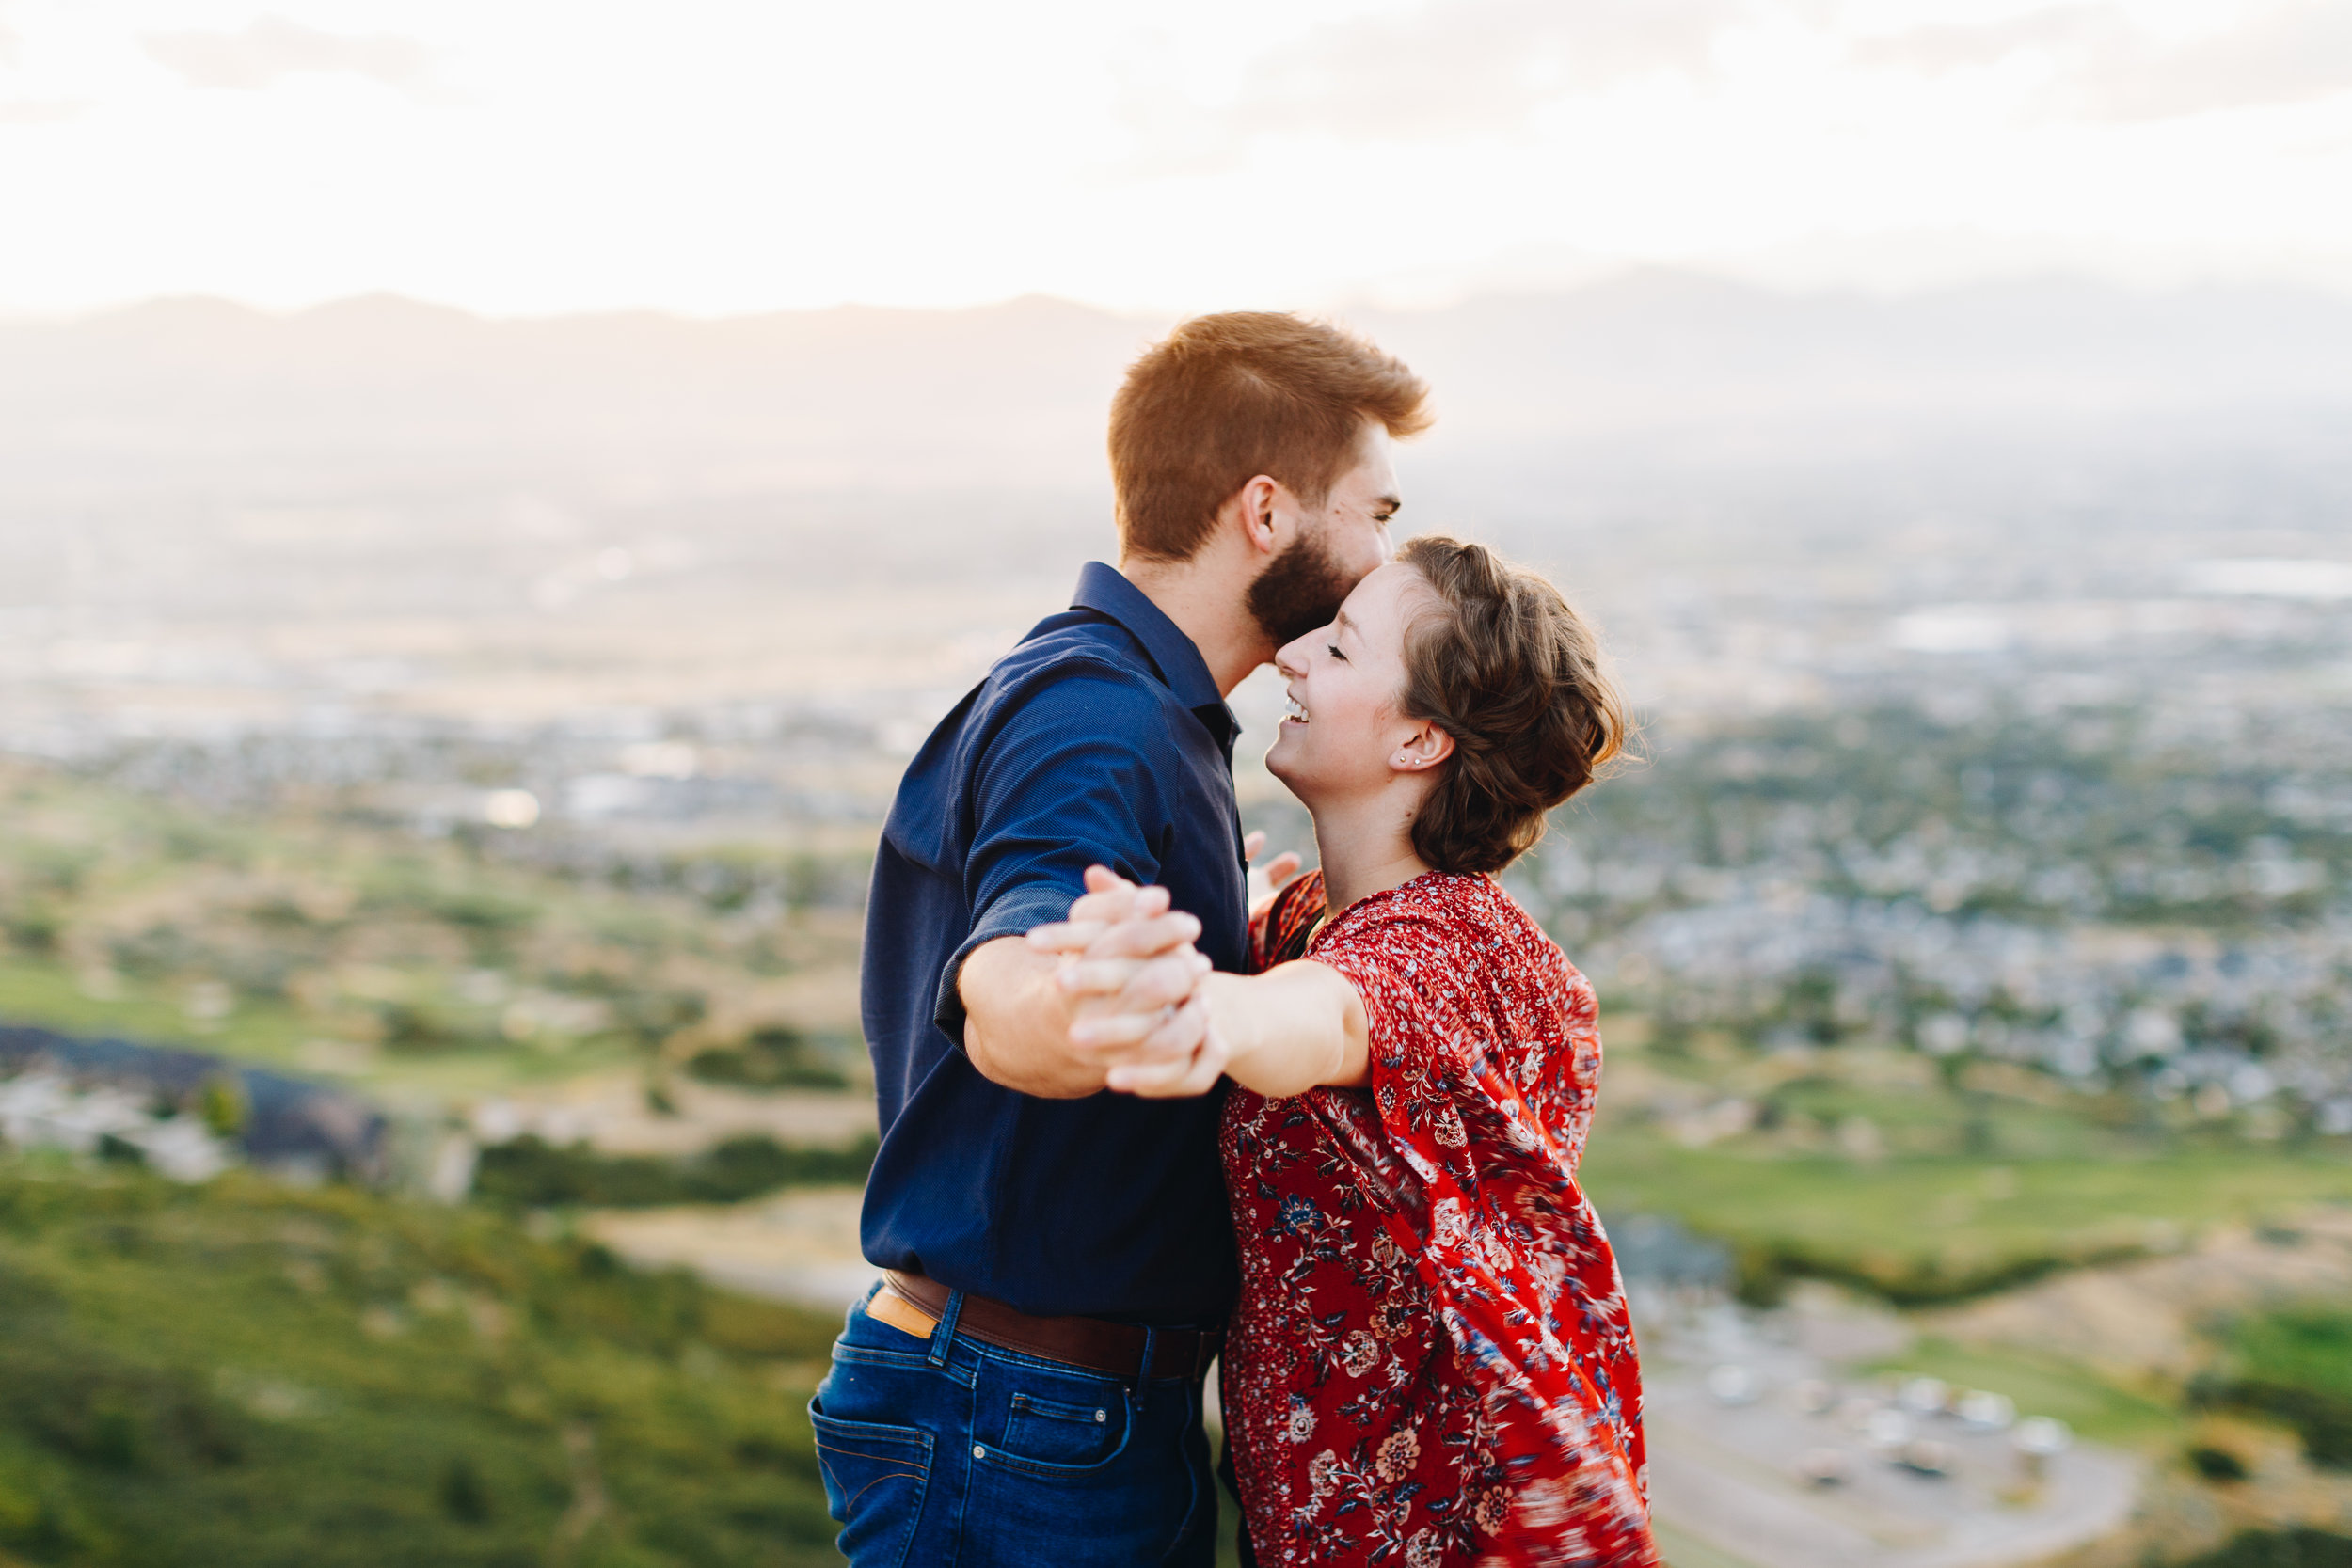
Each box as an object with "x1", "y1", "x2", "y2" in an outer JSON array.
[
  {"x1": 2202, "y1": 1307, "x2": 2352, "y2": 1467},
  {"x1": 0, "y1": 1158, "x2": 844, "y2": 1568},
  {"x1": 2227, "y1": 1310, "x2": 2352, "y2": 1407},
  {"x1": 1582, "y1": 1122, "x2": 2352, "y2": 1301},
  {"x1": 0, "y1": 959, "x2": 312, "y2": 1065},
  {"x1": 0, "y1": 759, "x2": 864, "y2": 1099}
]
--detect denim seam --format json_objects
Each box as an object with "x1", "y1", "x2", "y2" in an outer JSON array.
[
  {"x1": 817, "y1": 1441, "x2": 930, "y2": 1467},
  {"x1": 974, "y1": 1383, "x2": 1144, "y2": 1481},
  {"x1": 809, "y1": 1413, "x2": 933, "y2": 1568},
  {"x1": 1001, "y1": 1389, "x2": 1123, "y2": 1469},
  {"x1": 941, "y1": 1363, "x2": 977, "y2": 1567},
  {"x1": 833, "y1": 1343, "x2": 981, "y2": 1388},
  {"x1": 1155, "y1": 1376, "x2": 1206, "y2": 1563},
  {"x1": 1009, "y1": 1390, "x2": 1113, "y2": 1423},
  {"x1": 831, "y1": 1344, "x2": 938, "y2": 1370}
]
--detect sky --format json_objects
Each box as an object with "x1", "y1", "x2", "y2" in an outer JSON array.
[{"x1": 3, "y1": 0, "x2": 2352, "y2": 317}]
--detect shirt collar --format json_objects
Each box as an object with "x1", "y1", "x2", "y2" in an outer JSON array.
[{"x1": 1071, "y1": 561, "x2": 1238, "y2": 749}]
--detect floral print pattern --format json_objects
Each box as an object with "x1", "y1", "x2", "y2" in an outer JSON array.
[{"x1": 1220, "y1": 871, "x2": 1657, "y2": 1567}]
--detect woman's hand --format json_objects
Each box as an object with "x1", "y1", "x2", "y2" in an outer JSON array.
[
  {"x1": 1025, "y1": 867, "x2": 1229, "y2": 1097},
  {"x1": 1036, "y1": 861, "x2": 1369, "y2": 1099}
]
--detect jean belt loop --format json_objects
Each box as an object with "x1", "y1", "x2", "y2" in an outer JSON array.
[
  {"x1": 1135, "y1": 1326, "x2": 1158, "y2": 1394},
  {"x1": 929, "y1": 1288, "x2": 965, "y2": 1369}
]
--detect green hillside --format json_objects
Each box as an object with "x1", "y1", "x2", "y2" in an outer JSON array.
[
  {"x1": 0, "y1": 1156, "x2": 843, "y2": 1568},
  {"x1": 0, "y1": 757, "x2": 867, "y2": 1096}
]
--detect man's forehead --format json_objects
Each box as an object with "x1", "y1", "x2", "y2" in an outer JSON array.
[{"x1": 1345, "y1": 424, "x2": 1402, "y2": 499}]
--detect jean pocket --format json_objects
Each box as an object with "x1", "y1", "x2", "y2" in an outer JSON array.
[
  {"x1": 1000, "y1": 1388, "x2": 1122, "y2": 1468},
  {"x1": 808, "y1": 1403, "x2": 932, "y2": 1568}
]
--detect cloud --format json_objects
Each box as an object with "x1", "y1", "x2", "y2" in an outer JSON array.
[
  {"x1": 1118, "y1": 0, "x2": 1760, "y2": 170},
  {"x1": 1851, "y1": 4, "x2": 2121, "y2": 75},
  {"x1": 142, "y1": 14, "x2": 437, "y2": 93},
  {"x1": 0, "y1": 2, "x2": 80, "y2": 125},
  {"x1": 1858, "y1": 1, "x2": 2352, "y2": 121},
  {"x1": 0, "y1": 99, "x2": 80, "y2": 124},
  {"x1": 1116, "y1": 0, "x2": 2352, "y2": 178}
]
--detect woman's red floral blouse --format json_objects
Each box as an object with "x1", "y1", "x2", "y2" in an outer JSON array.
[{"x1": 1219, "y1": 870, "x2": 1657, "y2": 1568}]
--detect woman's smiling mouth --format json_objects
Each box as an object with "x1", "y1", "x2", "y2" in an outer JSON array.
[{"x1": 1282, "y1": 695, "x2": 1311, "y2": 725}]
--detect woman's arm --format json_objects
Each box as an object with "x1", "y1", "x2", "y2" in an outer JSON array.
[
  {"x1": 1176, "y1": 964, "x2": 1368, "y2": 1099},
  {"x1": 1067, "y1": 959, "x2": 1368, "y2": 1099}
]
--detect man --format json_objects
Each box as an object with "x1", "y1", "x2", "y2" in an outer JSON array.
[{"x1": 811, "y1": 312, "x2": 1430, "y2": 1565}]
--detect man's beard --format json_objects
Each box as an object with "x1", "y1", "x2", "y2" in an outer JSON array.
[{"x1": 1246, "y1": 524, "x2": 1356, "y2": 647}]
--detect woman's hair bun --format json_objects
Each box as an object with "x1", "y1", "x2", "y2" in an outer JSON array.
[{"x1": 1395, "y1": 535, "x2": 1631, "y2": 876}]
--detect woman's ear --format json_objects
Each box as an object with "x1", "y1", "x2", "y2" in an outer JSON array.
[{"x1": 1393, "y1": 720, "x2": 1454, "y2": 773}]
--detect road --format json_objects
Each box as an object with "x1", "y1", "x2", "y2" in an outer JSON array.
[{"x1": 1640, "y1": 1292, "x2": 2140, "y2": 1568}]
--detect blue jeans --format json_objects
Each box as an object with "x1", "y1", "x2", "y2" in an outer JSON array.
[{"x1": 810, "y1": 1283, "x2": 1218, "y2": 1567}]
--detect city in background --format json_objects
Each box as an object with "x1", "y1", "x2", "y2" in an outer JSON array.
[
  {"x1": 4, "y1": 276, "x2": 2350, "y2": 1567},
  {"x1": 9, "y1": 0, "x2": 2352, "y2": 1560}
]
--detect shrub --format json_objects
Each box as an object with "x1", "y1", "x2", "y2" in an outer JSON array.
[
  {"x1": 2175, "y1": 1528, "x2": 2352, "y2": 1567},
  {"x1": 2187, "y1": 1445, "x2": 2249, "y2": 1482},
  {"x1": 686, "y1": 1026, "x2": 849, "y2": 1091},
  {"x1": 471, "y1": 1133, "x2": 876, "y2": 1209}
]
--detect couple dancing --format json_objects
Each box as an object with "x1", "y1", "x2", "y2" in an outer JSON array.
[{"x1": 814, "y1": 313, "x2": 1656, "y2": 1566}]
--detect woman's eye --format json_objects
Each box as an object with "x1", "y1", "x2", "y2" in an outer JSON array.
[{"x1": 1327, "y1": 643, "x2": 1346, "y2": 661}]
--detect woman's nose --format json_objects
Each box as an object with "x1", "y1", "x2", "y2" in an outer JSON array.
[{"x1": 1274, "y1": 641, "x2": 1307, "y2": 678}]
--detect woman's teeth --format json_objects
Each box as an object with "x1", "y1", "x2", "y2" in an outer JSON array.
[{"x1": 1283, "y1": 697, "x2": 1310, "y2": 725}]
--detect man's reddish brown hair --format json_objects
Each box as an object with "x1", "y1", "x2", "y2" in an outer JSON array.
[{"x1": 1108, "y1": 312, "x2": 1431, "y2": 563}]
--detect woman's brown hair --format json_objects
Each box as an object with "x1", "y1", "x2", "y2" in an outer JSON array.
[{"x1": 1395, "y1": 535, "x2": 1630, "y2": 876}]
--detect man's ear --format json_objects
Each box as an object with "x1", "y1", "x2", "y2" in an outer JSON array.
[
  {"x1": 1393, "y1": 720, "x2": 1454, "y2": 773},
  {"x1": 1230, "y1": 475, "x2": 1282, "y2": 557}
]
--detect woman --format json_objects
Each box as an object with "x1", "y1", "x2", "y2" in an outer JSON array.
[{"x1": 1036, "y1": 536, "x2": 1656, "y2": 1567}]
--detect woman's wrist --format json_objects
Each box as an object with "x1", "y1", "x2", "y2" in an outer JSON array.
[{"x1": 1200, "y1": 964, "x2": 1365, "y2": 1097}]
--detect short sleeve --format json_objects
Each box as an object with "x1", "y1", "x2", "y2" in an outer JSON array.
[
  {"x1": 931, "y1": 664, "x2": 1174, "y2": 1041},
  {"x1": 1310, "y1": 913, "x2": 1487, "y2": 1166},
  {"x1": 1311, "y1": 915, "x2": 1455, "y2": 1064},
  {"x1": 1309, "y1": 894, "x2": 1580, "y2": 1193}
]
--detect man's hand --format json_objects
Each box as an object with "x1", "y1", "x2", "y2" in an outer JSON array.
[
  {"x1": 1029, "y1": 866, "x2": 1229, "y2": 1098},
  {"x1": 1021, "y1": 862, "x2": 1365, "y2": 1101},
  {"x1": 965, "y1": 869, "x2": 1212, "y2": 1098}
]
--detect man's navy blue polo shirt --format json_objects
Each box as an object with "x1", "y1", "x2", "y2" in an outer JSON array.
[{"x1": 859, "y1": 562, "x2": 1247, "y2": 1323}]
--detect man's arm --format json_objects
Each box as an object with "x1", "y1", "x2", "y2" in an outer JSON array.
[
  {"x1": 960, "y1": 937, "x2": 1090, "y2": 1097},
  {"x1": 944, "y1": 665, "x2": 1229, "y2": 1096}
]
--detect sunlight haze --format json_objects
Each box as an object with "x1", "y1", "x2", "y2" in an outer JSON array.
[{"x1": 4, "y1": 0, "x2": 2352, "y2": 316}]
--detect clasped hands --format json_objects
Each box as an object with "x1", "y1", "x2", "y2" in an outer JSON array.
[{"x1": 1025, "y1": 833, "x2": 1300, "y2": 1098}]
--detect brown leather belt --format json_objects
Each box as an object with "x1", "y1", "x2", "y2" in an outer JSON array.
[{"x1": 873, "y1": 1269, "x2": 1222, "y2": 1382}]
